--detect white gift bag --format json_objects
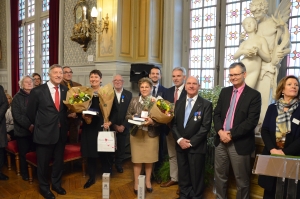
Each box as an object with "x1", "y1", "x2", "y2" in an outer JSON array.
[{"x1": 97, "y1": 129, "x2": 116, "y2": 152}]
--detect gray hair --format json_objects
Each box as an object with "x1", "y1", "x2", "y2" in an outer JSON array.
[
  {"x1": 48, "y1": 64, "x2": 63, "y2": 73},
  {"x1": 19, "y1": 75, "x2": 33, "y2": 89},
  {"x1": 173, "y1": 67, "x2": 186, "y2": 76},
  {"x1": 229, "y1": 62, "x2": 246, "y2": 72},
  {"x1": 112, "y1": 74, "x2": 124, "y2": 81}
]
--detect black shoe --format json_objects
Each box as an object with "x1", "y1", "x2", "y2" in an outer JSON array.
[
  {"x1": 40, "y1": 189, "x2": 55, "y2": 199},
  {"x1": 52, "y1": 186, "x2": 66, "y2": 195},
  {"x1": 134, "y1": 189, "x2": 137, "y2": 195},
  {"x1": 83, "y1": 178, "x2": 95, "y2": 189},
  {"x1": 0, "y1": 173, "x2": 8, "y2": 180},
  {"x1": 22, "y1": 175, "x2": 29, "y2": 181},
  {"x1": 115, "y1": 165, "x2": 123, "y2": 173},
  {"x1": 146, "y1": 187, "x2": 153, "y2": 193}
]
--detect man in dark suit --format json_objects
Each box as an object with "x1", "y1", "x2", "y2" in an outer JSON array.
[
  {"x1": 0, "y1": 85, "x2": 9, "y2": 180},
  {"x1": 213, "y1": 62, "x2": 261, "y2": 199},
  {"x1": 27, "y1": 64, "x2": 74, "y2": 199},
  {"x1": 149, "y1": 66, "x2": 166, "y2": 97},
  {"x1": 110, "y1": 74, "x2": 132, "y2": 173},
  {"x1": 60, "y1": 66, "x2": 82, "y2": 144},
  {"x1": 172, "y1": 76, "x2": 212, "y2": 199},
  {"x1": 160, "y1": 67, "x2": 187, "y2": 192}
]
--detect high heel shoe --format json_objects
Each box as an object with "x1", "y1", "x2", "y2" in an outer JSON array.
[
  {"x1": 133, "y1": 189, "x2": 138, "y2": 195},
  {"x1": 146, "y1": 187, "x2": 153, "y2": 193}
]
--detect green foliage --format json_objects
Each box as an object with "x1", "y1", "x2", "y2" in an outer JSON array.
[{"x1": 156, "y1": 156, "x2": 170, "y2": 182}]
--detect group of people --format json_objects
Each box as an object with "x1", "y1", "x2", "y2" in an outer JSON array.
[{"x1": 0, "y1": 61, "x2": 298, "y2": 199}]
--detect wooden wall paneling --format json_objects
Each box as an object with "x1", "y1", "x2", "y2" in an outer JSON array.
[
  {"x1": 136, "y1": 0, "x2": 148, "y2": 61},
  {"x1": 118, "y1": 0, "x2": 134, "y2": 60},
  {"x1": 149, "y1": 0, "x2": 163, "y2": 63}
]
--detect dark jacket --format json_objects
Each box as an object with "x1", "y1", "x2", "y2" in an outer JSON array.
[
  {"x1": 11, "y1": 89, "x2": 32, "y2": 137},
  {"x1": 60, "y1": 80, "x2": 81, "y2": 89},
  {"x1": 258, "y1": 102, "x2": 300, "y2": 191},
  {"x1": 0, "y1": 85, "x2": 8, "y2": 148},
  {"x1": 213, "y1": 85, "x2": 261, "y2": 155}
]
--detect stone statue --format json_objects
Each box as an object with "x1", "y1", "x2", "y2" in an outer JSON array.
[
  {"x1": 235, "y1": 0, "x2": 291, "y2": 128},
  {"x1": 233, "y1": 17, "x2": 271, "y2": 88}
]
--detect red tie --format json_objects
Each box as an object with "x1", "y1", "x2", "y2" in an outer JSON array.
[
  {"x1": 54, "y1": 86, "x2": 60, "y2": 111},
  {"x1": 174, "y1": 88, "x2": 179, "y2": 103}
]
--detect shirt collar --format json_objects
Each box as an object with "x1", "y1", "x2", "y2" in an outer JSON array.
[
  {"x1": 234, "y1": 83, "x2": 245, "y2": 93},
  {"x1": 114, "y1": 88, "x2": 123, "y2": 94},
  {"x1": 47, "y1": 81, "x2": 60, "y2": 88},
  {"x1": 186, "y1": 94, "x2": 198, "y2": 102},
  {"x1": 176, "y1": 84, "x2": 184, "y2": 92}
]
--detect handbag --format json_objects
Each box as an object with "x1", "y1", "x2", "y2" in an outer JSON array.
[{"x1": 97, "y1": 128, "x2": 116, "y2": 152}]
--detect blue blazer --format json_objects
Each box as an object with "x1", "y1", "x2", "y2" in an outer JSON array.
[{"x1": 258, "y1": 102, "x2": 300, "y2": 191}]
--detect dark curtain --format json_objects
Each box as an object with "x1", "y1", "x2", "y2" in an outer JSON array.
[
  {"x1": 49, "y1": 0, "x2": 59, "y2": 66},
  {"x1": 11, "y1": 0, "x2": 19, "y2": 96}
]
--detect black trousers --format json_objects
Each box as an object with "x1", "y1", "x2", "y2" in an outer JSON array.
[
  {"x1": 0, "y1": 147, "x2": 4, "y2": 173},
  {"x1": 16, "y1": 135, "x2": 34, "y2": 177},
  {"x1": 87, "y1": 152, "x2": 113, "y2": 180},
  {"x1": 36, "y1": 136, "x2": 65, "y2": 192},
  {"x1": 177, "y1": 152, "x2": 205, "y2": 199},
  {"x1": 115, "y1": 132, "x2": 127, "y2": 166}
]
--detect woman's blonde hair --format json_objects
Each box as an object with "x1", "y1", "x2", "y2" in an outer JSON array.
[
  {"x1": 275, "y1": 75, "x2": 300, "y2": 100},
  {"x1": 138, "y1": 77, "x2": 153, "y2": 88}
]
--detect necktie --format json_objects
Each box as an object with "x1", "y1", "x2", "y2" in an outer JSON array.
[
  {"x1": 184, "y1": 98, "x2": 193, "y2": 128},
  {"x1": 225, "y1": 89, "x2": 238, "y2": 130},
  {"x1": 67, "y1": 82, "x2": 71, "y2": 90},
  {"x1": 54, "y1": 86, "x2": 60, "y2": 111},
  {"x1": 174, "y1": 88, "x2": 179, "y2": 103},
  {"x1": 152, "y1": 86, "x2": 156, "y2": 97}
]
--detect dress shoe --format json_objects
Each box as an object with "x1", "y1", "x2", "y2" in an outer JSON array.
[
  {"x1": 133, "y1": 189, "x2": 138, "y2": 195},
  {"x1": 115, "y1": 165, "x2": 123, "y2": 173},
  {"x1": 52, "y1": 186, "x2": 66, "y2": 195},
  {"x1": 22, "y1": 175, "x2": 29, "y2": 181},
  {"x1": 40, "y1": 189, "x2": 55, "y2": 199},
  {"x1": 0, "y1": 173, "x2": 8, "y2": 180},
  {"x1": 83, "y1": 178, "x2": 95, "y2": 189},
  {"x1": 146, "y1": 187, "x2": 153, "y2": 193},
  {"x1": 160, "y1": 180, "x2": 178, "y2": 187}
]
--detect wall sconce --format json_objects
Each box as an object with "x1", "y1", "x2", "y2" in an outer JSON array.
[{"x1": 70, "y1": 0, "x2": 110, "y2": 52}]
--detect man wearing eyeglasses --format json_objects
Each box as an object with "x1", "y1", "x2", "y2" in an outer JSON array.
[
  {"x1": 110, "y1": 74, "x2": 132, "y2": 173},
  {"x1": 61, "y1": 66, "x2": 82, "y2": 144},
  {"x1": 213, "y1": 62, "x2": 261, "y2": 199}
]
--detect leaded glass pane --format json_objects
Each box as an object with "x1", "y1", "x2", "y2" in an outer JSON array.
[
  {"x1": 27, "y1": 23, "x2": 35, "y2": 75},
  {"x1": 203, "y1": 6, "x2": 216, "y2": 27},
  {"x1": 42, "y1": 0, "x2": 50, "y2": 12},
  {"x1": 19, "y1": 26, "x2": 24, "y2": 79},
  {"x1": 286, "y1": 68, "x2": 300, "y2": 77},
  {"x1": 202, "y1": 28, "x2": 216, "y2": 48},
  {"x1": 202, "y1": 49, "x2": 215, "y2": 69},
  {"x1": 190, "y1": 29, "x2": 202, "y2": 49},
  {"x1": 288, "y1": 43, "x2": 300, "y2": 67},
  {"x1": 201, "y1": 70, "x2": 215, "y2": 89},
  {"x1": 291, "y1": 1, "x2": 300, "y2": 16},
  {"x1": 28, "y1": 0, "x2": 35, "y2": 17},
  {"x1": 190, "y1": 49, "x2": 202, "y2": 69},
  {"x1": 223, "y1": 69, "x2": 231, "y2": 87},
  {"x1": 190, "y1": 9, "x2": 202, "y2": 29},
  {"x1": 289, "y1": 18, "x2": 300, "y2": 42},
  {"x1": 19, "y1": 0, "x2": 26, "y2": 20},
  {"x1": 203, "y1": 0, "x2": 217, "y2": 7},
  {"x1": 41, "y1": 18, "x2": 50, "y2": 83},
  {"x1": 191, "y1": 0, "x2": 203, "y2": 9},
  {"x1": 225, "y1": 25, "x2": 241, "y2": 46},
  {"x1": 226, "y1": 3, "x2": 241, "y2": 24}
]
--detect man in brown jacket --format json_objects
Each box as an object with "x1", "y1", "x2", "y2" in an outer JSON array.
[{"x1": 61, "y1": 66, "x2": 82, "y2": 143}]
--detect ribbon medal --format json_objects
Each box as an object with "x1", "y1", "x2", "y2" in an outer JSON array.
[
  {"x1": 121, "y1": 95, "x2": 124, "y2": 102},
  {"x1": 194, "y1": 112, "x2": 198, "y2": 121},
  {"x1": 198, "y1": 111, "x2": 202, "y2": 120}
]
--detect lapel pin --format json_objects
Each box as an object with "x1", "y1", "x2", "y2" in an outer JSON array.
[
  {"x1": 194, "y1": 112, "x2": 197, "y2": 121},
  {"x1": 121, "y1": 95, "x2": 124, "y2": 102},
  {"x1": 198, "y1": 111, "x2": 202, "y2": 119}
]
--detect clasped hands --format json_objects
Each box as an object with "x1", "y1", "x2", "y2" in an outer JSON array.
[
  {"x1": 179, "y1": 138, "x2": 191, "y2": 150},
  {"x1": 218, "y1": 130, "x2": 232, "y2": 143}
]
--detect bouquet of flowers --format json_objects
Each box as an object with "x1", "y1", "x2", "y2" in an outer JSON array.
[
  {"x1": 98, "y1": 83, "x2": 115, "y2": 122},
  {"x1": 150, "y1": 99, "x2": 175, "y2": 124},
  {"x1": 63, "y1": 86, "x2": 93, "y2": 113},
  {"x1": 141, "y1": 96, "x2": 156, "y2": 111}
]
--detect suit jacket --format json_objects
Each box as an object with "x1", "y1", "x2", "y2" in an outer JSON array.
[
  {"x1": 110, "y1": 89, "x2": 132, "y2": 132},
  {"x1": 60, "y1": 80, "x2": 81, "y2": 89},
  {"x1": 0, "y1": 85, "x2": 8, "y2": 148},
  {"x1": 155, "y1": 84, "x2": 166, "y2": 97},
  {"x1": 27, "y1": 83, "x2": 69, "y2": 145},
  {"x1": 258, "y1": 102, "x2": 300, "y2": 191},
  {"x1": 163, "y1": 86, "x2": 187, "y2": 103},
  {"x1": 172, "y1": 95, "x2": 212, "y2": 153},
  {"x1": 213, "y1": 85, "x2": 261, "y2": 155},
  {"x1": 125, "y1": 97, "x2": 160, "y2": 138}
]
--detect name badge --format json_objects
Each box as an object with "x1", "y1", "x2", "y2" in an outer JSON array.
[
  {"x1": 141, "y1": 111, "x2": 149, "y2": 118},
  {"x1": 292, "y1": 118, "x2": 300, "y2": 125}
]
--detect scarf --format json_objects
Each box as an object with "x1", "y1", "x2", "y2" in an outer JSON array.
[{"x1": 276, "y1": 98, "x2": 299, "y2": 141}]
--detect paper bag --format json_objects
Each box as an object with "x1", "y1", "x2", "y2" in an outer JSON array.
[{"x1": 97, "y1": 131, "x2": 116, "y2": 152}]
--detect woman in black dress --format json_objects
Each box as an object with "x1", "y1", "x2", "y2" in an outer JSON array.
[{"x1": 81, "y1": 70, "x2": 112, "y2": 189}]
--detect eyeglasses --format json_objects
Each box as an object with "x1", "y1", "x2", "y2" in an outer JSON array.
[
  {"x1": 113, "y1": 80, "x2": 123, "y2": 82},
  {"x1": 63, "y1": 71, "x2": 73, "y2": 74},
  {"x1": 228, "y1": 72, "x2": 244, "y2": 78}
]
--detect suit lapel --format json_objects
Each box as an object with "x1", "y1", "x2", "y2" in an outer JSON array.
[
  {"x1": 59, "y1": 86, "x2": 66, "y2": 112},
  {"x1": 224, "y1": 87, "x2": 233, "y2": 110},
  {"x1": 45, "y1": 84, "x2": 58, "y2": 111},
  {"x1": 234, "y1": 85, "x2": 248, "y2": 113}
]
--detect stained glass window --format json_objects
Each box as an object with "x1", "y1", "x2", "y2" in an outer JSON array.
[
  {"x1": 287, "y1": 0, "x2": 300, "y2": 79},
  {"x1": 41, "y1": 18, "x2": 50, "y2": 82},
  {"x1": 18, "y1": 0, "x2": 50, "y2": 81},
  {"x1": 189, "y1": 0, "x2": 217, "y2": 89},
  {"x1": 42, "y1": 0, "x2": 50, "y2": 12}
]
